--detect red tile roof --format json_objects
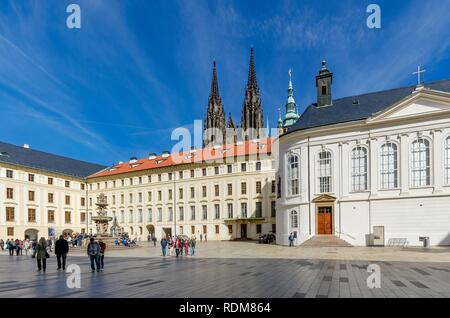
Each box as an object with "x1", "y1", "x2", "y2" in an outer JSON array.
[{"x1": 88, "y1": 138, "x2": 273, "y2": 179}]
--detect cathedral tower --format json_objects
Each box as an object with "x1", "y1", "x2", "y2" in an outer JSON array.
[
  {"x1": 240, "y1": 48, "x2": 264, "y2": 140},
  {"x1": 204, "y1": 61, "x2": 226, "y2": 146}
]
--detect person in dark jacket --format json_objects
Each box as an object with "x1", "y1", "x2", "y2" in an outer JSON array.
[
  {"x1": 55, "y1": 235, "x2": 69, "y2": 270},
  {"x1": 34, "y1": 237, "x2": 48, "y2": 272},
  {"x1": 98, "y1": 240, "x2": 106, "y2": 269}
]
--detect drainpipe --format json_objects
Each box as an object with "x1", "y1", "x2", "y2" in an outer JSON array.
[
  {"x1": 338, "y1": 143, "x2": 342, "y2": 238},
  {"x1": 307, "y1": 136, "x2": 311, "y2": 235}
]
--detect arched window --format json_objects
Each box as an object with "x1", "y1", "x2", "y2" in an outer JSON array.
[
  {"x1": 411, "y1": 138, "x2": 431, "y2": 187},
  {"x1": 351, "y1": 146, "x2": 368, "y2": 191},
  {"x1": 380, "y1": 142, "x2": 398, "y2": 189},
  {"x1": 318, "y1": 151, "x2": 332, "y2": 193},
  {"x1": 446, "y1": 137, "x2": 450, "y2": 185},
  {"x1": 290, "y1": 210, "x2": 298, "y2": 228},
  {"x1": 287, "y1": 154, "x2": 299, "y2": 196}
]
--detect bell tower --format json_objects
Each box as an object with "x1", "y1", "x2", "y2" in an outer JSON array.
[{"x1": 316, "y1": 60, "x2": 333, "y2": 107}]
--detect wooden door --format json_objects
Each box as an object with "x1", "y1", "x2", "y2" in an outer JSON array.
[
  {"x1": 241, "y1": 224, "x2": 247, "y2": 238},
  {"x1": 317, "y1": 207, "x2": 332, "y2": 234}
]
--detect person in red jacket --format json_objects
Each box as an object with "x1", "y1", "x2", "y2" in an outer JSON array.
[
  {"x1": 184, "y1": 239, "x2": 189, "y2": 256},
  {"x1": 99, "y1": 239, "x2": 106, "y2": 270}
]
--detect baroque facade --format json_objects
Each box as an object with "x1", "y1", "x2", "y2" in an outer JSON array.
[{"x1": 277, "y1": 62, "x2": 450, "y2": 247}]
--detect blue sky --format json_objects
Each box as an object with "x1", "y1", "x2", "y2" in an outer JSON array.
[{"x1": 0, "y1": 0, "x2": 449, "y2": 165}]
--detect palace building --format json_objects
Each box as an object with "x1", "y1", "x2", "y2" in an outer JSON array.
[{"x1": 276, "y1": 62, "x2": 450, "y2": 247}]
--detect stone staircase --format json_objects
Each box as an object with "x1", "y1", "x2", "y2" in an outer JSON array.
[{"x1": 301, "y1": 235, "x2": 353, "y2": 247}]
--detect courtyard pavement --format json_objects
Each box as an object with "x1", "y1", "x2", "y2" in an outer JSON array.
[{"x1": 0, "y1": 242, "x2": 449, "y2": 298}]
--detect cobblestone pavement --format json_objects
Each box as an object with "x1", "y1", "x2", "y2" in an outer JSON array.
[{"x1": 0, "y1": 242, "x2": 449, "y2": 298}]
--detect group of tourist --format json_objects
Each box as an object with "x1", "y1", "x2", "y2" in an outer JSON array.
[
  {"x1": 160, "y1": 235, "x2": 197, "y2": 257},
  {"x1": 114, "y1": 233, "x2": 137, "y2": 247},
  {"x1": 1, "y1": 236, "x2": 107, "y2": 273}
]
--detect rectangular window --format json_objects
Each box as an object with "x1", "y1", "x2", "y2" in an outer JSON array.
[
  {"x1": 6, "y1": 207, "x2": 15, "y2": 221},
  {"x1": 190, "y1": 206, "x2": 196, "y2": 220},
  {"x1": 202, "y1": 205, "x2": 208, "y2": 220},
  {"x1": 227, "y1": 164, "x2": 232, "y2": 173},
  {"x1": 215, "y1": 225, "x2": 220, "y2": 234},
  {"x1": 147, "y1": 209, "x2": 152, "y2": 223},
  {"x1": 203, "y1": 225, "x2": 207, "y2": 234},
  {"x1": 215, "y1": 166, "x2": 219, "y2": 175},
  {"x1": 272, "y1": 224, "x2": 276, "y2": 233},
  {"x1": 81, "y1": 183, "x2": 85, "y2": 190},
  {"x1": 148, "y1": 191, "x2": 152, "y2": 202},
  {"x1": 81, "y1": 212, "x2": 86, "y2": 223},
  {"x1": 129, "y1": 178, "x2": 133, "y2": 186},
  {"x1": 129, "y1": 210, "x2": 134, "y2": 223},
  {"x1": 7, "y1": 227, "x2": 14, "y2": 236},
  {"x1": 202, "y1": 186, "x2": 207, "y2": 197},
  {"x1": 28, "y1": 174, "x2": 34, "y2": 182},
  {"x1": 255, "y1": 202, "x2": 262, "y2": 218},
  {"x1": 271, "y1": 180, "x2": 276, "y2": 193},
  {"x1": 241, "y1": 182, "x2": 247, "y2": 195},
  {"x1": 318, "y1": 151, "x2": 332, "y2": 193},
  {"x1": 28, "y1": 209, "x2": 36, "y2": 223},
  {"x1": 139, "y1": 177, "x2": 142, "y2": 184},
  {"x1": 112, "y1": 195, "x2": 116, "y2": 205},
  {"x1": 179, "y1": 171, "x2": 183, "y2": 179},
  {"x1": 179, "y1": 226, "x2": 184, "y2": 235},
  {"x1": 29, "y1": 191, "x2": 35, "y2": 201},
  {"x1": 256, "y1": 224, "x2": 262, "y2": 234},
  {"x1": 65, "y1": 211, "x2": 71, "y2": 224},
  {"x1": 6, "y1": 188, "x2": 13, "y2": 199},
  {"x1": 129, "y1": 193, "x2": 133, "y2": 204},
  {"x1": 179, "y1": 207, "x2": 184, "y2": 221},
  {"x1": 241, "y1": 203, "x2": 247, "y2": 218},
  {"x1": 158, "y1": 208, "x2": 162, "y2": 222},
  {"x1": 214, "y1": 185, "x2": 219, "y2": 196},
  {"x1": 256, "y1": 161, "x2": 261, "y2": 171},
  {"x1": 48, "y1": 177, "x2": 53, "y2": 185},
  {"x1": 6, "y1": 170, "x2": 13, "y2": 178},
  {"x1": 241, "y1": 163, "x2": 247, "y2": 172},
  {"x1": 48, "y1": 210, "x2": 55, "y2": 223},
  {"x1": 271, "y1": 201, "x2": 276, "y2": 217},
  {"x1": 228, "y1": 225, "x2": 233, "y2": 234},
  {"x1": 190, "y1": 187, "x2": 195, "y2": 199},
  {"x1": 168, "y1": 173, "x2": 172, "y2": 181},
  {"x1": 179, "y1": 188, "x2": 183, "y2": 199},
  {"x1": 138, "y1": 192, "x2": 143, "y2": 203},
  {"x1": 121, "y1": 194, "x2": 124, "y2": 204},
  {"x1": 168, "y1": 207, "x2": 172, "y2": 221},
  {"x1": 138, "y1": 209, "x2": 143, "y2": 223},
  {"x1": 191, "y1": 226, "x2": 195, "y2": 235},
  {"x1": 81, "y1": 197, "x2": 86, "y2": 206},
  {"x1": 48, "y1": 193, "x2": 54, "y2": 203},
  {"x1": 105, "y1": 181, "x2": 108, "y2": 189},
  {"x1": 168, "y1": 189, "x2": 172, "y2": 200},
  {"x1": 256, "y1": 181, "x2": 262, "y2": 194},
  {"x1": 202, "y1": 168, "x2": 207, "y2": 176},
  {"x1": 214, "y1": 204, "x2": 220, "y2": 219},
  {"x1": 158, "y1": 174, "x2": 162, "y2": 182},
  {"x1": 227, "y1": 183, "x2": 232, "y2": 196},
  {"x1": 90, "y1": 198, "x2": 93, "y2": 206},
  {"x1": 121, "y1": 179, "x2": 125, "y2": 186},
  {"x1": 65, "y1": 195, "x2": 70, "y2": 205},
  {"x1": 158, "y1": 191, "x2": 162, "y2": 201},
  {"x1": 65, "y1": 180, "x2": 70, "y2": 188},
  {"x1": 227, "y1": 203, "x2": 233, "y2": 219},
  {"x1": 190, "y1": 170, "x2": 195, "y2": 178},
  {"x1": 148, "y1": 175, "x2": 152, "y2": 183}
]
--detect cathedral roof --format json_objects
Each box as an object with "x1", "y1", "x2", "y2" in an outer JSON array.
[
  {"x1": 287, "y1": 78, "x2": 450, "y2": 134},
  {"x1": 0, "y1": 141, "x2": 105, "y2": 178},
  {"x1": 88, "y1": 138, "x2": 272, "y2": 179}
]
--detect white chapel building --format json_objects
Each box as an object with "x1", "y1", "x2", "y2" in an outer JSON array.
[{"x1": 277, "y1": 62, "x2": 450, "y2": 247}]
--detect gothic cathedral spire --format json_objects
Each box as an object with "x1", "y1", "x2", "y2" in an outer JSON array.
[
  {"x1": 240, "y1": 48, "x2": 264, "y2": 140},
  {"x1": 204, "y1": 61, "x2": 226, "y2": 146}
]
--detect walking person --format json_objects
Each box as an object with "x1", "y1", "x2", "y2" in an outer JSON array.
[
  {"x1": 175, "y1": 237, "x2": 181, "y2": 257},
  {"x1": 24, "y1": 239, "x2": 31, "y2": 256},
  {"x1": 200, "y1": 233, "x2": 203, "y2": 242},
  {"x1": 87, "y1": 238, "x2": 101, "y2": 272},
  {"x1": 167, "y1": 237, "x2": 173, "y2": 256},
  {"x1": 190, "y1": 238, "x2": 196, "y2": 256},
  {"x1": 160, "y1": 237, "x2": 168, "y2": 257},
  {"x1": 33, "y1": 237, "x2": 49, "y2": 272},
  {"x1": 152, "y1": 236, "x2": 157, "y2": 247},
  {"x1": 15, "y1": 239, "x2": 22, "y2": 256},
  {"x1": 7, "y1": 239, "x2": 15, "y2": 256},
  {"x1": 99, "y1": 239, "x2": 106, "y2": 270},
  {"x1": 288, "y1": 233, "x2": 294, "y2": 247},
  {"x1": 0, "y1": 239, "x2": 4, "y2": 251},
  {"x1": 55, "y1": 235, "x2": 69, "y2": 271},
  {"x1": 184, "y1": 238, "x2": 189, "y2": 256},
  {"x1": 47, "y1": 238, "x2": 53, "y2": 252}
]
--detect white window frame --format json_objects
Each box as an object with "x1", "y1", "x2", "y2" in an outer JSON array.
[
  {"x1": 410, "y1": 137, "x2": 431, "y2": 187},
  {"x1": 317, "y1": 150, "x2": 333, "y2": 193},
  {"x1": 380, "y1": 142, "x2": 399, "y2": 189},
  {"x1": 351, "y1": 146, "x2": 368, "y2": 191},
  {"x1": 287, "y1": 153, "x2": 300, "y2": 196},
  {"x1": 290, "y1": 210, "x2": 298, "y2": 229}
]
